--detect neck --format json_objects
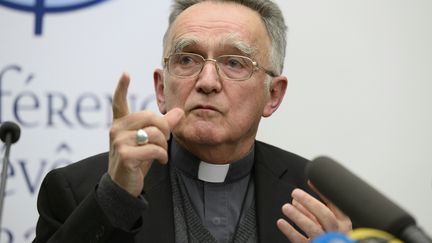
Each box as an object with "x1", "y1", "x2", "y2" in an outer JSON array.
[
  {"x1": 170, "y1": 139, "x2": 255, "y2": 183},
  {"x1": 174, "y1": 136, "x2": 255, "y2": 164}
]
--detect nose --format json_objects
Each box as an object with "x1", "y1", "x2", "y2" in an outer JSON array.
[{"x1": 195, "y1": 59, "x2": 222, "y2": 94}]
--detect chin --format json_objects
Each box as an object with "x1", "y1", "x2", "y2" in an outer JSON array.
[{"x1": 175, "y1": 124, "x2": 225, "y2": 146}]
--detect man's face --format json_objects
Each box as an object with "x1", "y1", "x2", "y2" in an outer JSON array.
[{"x1": 154, "y1": 1, "x2": 286, "y2": 161}]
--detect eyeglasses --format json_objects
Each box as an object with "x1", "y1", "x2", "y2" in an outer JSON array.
[{"x1": 164, "y1": 52, "x2": 278, "y2": 81}]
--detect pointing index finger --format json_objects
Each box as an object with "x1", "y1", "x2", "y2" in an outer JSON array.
[{"x1": 112, "y1": 73, "x2": 130, "y2": 119}]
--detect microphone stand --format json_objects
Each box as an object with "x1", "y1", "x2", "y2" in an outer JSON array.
[
  {"x1": 0, "y1": 132, "x2": 12, "y2": 234},
  {"x1": 0, "y1": 122, "x2": 21, "y2": 243}
]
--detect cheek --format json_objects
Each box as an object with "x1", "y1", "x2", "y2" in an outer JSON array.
[
  {"x1": 229, "y1": 86, "x2": 267, "y2": 121},
  {"x1": 164, "y1": 80, "x2": 191, "y2": 107},
  {"x1": 241, "y1": 84, "x2": 267, "y2": 107}
]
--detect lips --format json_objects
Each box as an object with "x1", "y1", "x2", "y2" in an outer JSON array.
[{"x1": 191, "y1": 104, "x2": 221, "y2": 113}]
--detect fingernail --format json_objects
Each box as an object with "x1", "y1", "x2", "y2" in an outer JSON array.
[
  {"x1": 291, "y1": 188, "x2": 306, "y2": 198},
  {"x1": 282, "y1": 203, "x2": 293, "y2": 212}
]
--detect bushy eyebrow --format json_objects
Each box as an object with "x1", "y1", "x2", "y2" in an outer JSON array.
[
  {"x1": 222, "y1": 33, "x2": 258, "y2": 57},
  {"x1": 172, "y1": 37, "x2": 198, "y2": 54},
  {"x1": 170, "y1": 33, "x2": 258, "y2": 58}
]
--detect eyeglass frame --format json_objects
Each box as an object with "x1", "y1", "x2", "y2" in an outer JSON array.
[{"x1": 163, "y1": 52, "x2": 278, "y2": 81}]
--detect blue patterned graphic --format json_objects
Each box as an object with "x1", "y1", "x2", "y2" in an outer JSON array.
[{"x1": 0, "y1": 0, "x2": 110, "y2": 35}]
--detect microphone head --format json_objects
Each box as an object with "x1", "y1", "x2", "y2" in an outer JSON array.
[
  {"x1": 349, "y1": 228, "x2": 403, "y2": 243},
  {"x1": 312, "y1": 232, "x2": 355, "y2": 243},
  {"x1": 307, "y1": 156, "x2": 415, "y2": 237},
  {"x1": 0, "y1": 121, "x2": 21, "y2": 144}
]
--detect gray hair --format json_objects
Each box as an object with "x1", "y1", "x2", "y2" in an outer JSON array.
[{"x1": 162, "y1": 0, "x2": 287, "y2": 76}]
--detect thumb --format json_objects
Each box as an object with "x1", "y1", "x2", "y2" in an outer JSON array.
[{"x1": 164, "y1": 107, "x2": 184, "y2": 132}]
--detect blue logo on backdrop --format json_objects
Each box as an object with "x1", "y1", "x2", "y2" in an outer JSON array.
[{"x1": 0, "y1": 0, "x2": 110, "y2": 36}]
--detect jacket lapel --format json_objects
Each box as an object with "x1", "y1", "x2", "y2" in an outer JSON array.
[
  {"x1": 254, "y1": 142, "x2": 304, "y2": 243},
  {"x1": 138, "y1": 162, "x2": 175, "y2": 242}
]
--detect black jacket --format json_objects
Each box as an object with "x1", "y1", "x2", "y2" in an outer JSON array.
[{"x1": 33, "y1": 141, "x2": 312, "y2": 243}]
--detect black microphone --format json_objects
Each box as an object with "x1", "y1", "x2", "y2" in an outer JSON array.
[
  {"x1": 0, "y1": 121, "x2": 21, "y2": 144},
  {"x1": 307, "y1": 156, "x2": 432, "y2": 243},
  {"x1": 0, "y1": 121, "x2": 21, "y2": 240}
]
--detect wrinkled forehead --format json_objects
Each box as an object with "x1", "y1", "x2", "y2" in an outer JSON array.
[
  {"x1": 169, "y1": 34, "x2": 258, "y2": 57},
  {"x1": 164, "y1": 1, "x2": 271, "y2": 58}
]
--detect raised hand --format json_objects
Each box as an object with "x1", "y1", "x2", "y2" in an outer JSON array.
[
  {"x1": 277, "y1": 183, "x2": 352, "y2": 243},
  {"x1": 108, "y1": 73, "x2": 184, "y2": 197}
]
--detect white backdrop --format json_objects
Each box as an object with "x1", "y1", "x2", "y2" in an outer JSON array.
[{"x1": 0, "y1": 0, "x2": 431, "y2": 242}]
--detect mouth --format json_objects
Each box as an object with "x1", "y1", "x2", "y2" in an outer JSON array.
[{"x1": 191, "y1": 104, "x2": 220, "y2": 113}]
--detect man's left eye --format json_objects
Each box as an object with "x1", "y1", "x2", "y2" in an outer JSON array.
[{"x1": 226, "y1": 58, "x2": 244, "y2": 69}]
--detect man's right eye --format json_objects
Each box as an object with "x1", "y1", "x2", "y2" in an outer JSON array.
[{"x1": 178, "y1": 55, "x2": 195, "y2": 65}]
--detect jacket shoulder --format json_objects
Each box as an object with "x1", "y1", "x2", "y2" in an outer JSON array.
[
  {"x1": 255, "y1": 140, "x2": 309, "y2": 166},
  {"x1": 254, "y1": 141, "x2": 310, "y2": 187},
  {"x1": 44, "y1": 152, "x2": 109, "y2": 201},
  {"x1": 56, "y1": 152, "x2": 109, "y2": 176}
]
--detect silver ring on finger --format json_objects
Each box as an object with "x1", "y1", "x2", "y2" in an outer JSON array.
[{"x1": 136, "y1": 128, "x2": 149, "y2": 145}]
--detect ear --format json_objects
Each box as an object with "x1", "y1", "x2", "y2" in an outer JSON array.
[
  {"x1": 153, "y1": 68, "x2": 167, "y2": 114},
  {"x1": 262, "y1": 75, "x2": 288, "y2": 117}
]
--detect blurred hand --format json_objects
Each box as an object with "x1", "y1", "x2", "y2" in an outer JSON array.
[
  {"x1": 108, "y1": 73, "x2": 184, "y2": 197},
  {"x1": 277, "y1": 182, "x2": 352, "y2": 243}
]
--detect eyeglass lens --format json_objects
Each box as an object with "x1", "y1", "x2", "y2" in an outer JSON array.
[{"x1": 168, "y1": 53, "x2": 254, "y2": 80}]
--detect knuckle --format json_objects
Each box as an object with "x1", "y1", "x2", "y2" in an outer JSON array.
[
  {"x1": 146, "y1": 126, "x2": 158, "y2": 136},
  {"x1": 148, "y1": 127, "x2": 166, "y2": 143},
  {"x1": 141, "y1": 110, "x2": 154, "y2": 117},
  {"x1": 116, "y1": 147, "x2": 131, "y2": 161},
  {"x1": 109, "y1": 122, "x2": 123, "y2": 139},
  {"x1": 109, "y1": 127, "x2": 118, "y2": 139},
  {"x1": 325, "y1": 216, "x2": 339, "y2": 231},
  {"x1": 147, "y1": 145, "x2": 163, "y2": 156},
  {"x1": 138, "y1": 110, "x2": 156, "y2": 122},
  {"x1": 147, "y1": 145, "x2": 167, "y2": 160},
  {"x1": 110, "y1": 136, "x2": 124, "y2": 150},
  {"x1": 310, "y1": 227, "x2": 324, "y2": 237}
]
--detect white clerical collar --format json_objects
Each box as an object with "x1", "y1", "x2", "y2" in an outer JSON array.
[
  {"x1": 198, "y1": 161, "x2": 230, "y2": 183},
  {"x1": 170, "y1": 139, "x2": 255, "y2": 184}
]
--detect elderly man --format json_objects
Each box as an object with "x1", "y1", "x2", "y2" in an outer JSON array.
[{"x1": 33, "y1": 0, "x2": 351, "y2": 242}]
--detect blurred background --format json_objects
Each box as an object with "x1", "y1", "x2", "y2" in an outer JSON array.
[{"x1": 0, "y1": 0, "x2": 431, "y2": 242}]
